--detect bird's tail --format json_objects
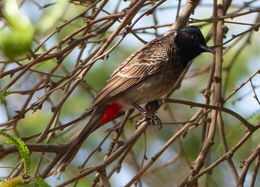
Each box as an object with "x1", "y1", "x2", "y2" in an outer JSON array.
[{"x1": 56, "y1": 105, "x2": 107, "y2": 172}]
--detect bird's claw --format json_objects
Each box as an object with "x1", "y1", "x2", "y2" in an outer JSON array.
[{"x1": 136, "y1": 112, "x2": 162, "y2": 129}]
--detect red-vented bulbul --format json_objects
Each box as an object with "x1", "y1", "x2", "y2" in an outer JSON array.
[{"x1": 57, "y1": 26, "x2": 214, "y2": 172}]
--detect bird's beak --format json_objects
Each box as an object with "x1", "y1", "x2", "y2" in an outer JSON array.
[{"x1": 200, "y1": 44, "x2": 215, "y2": 54}]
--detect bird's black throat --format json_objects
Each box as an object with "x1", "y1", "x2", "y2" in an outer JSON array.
[{"x1": 178, "y1": 46, "x2": 203, "y2": 66}]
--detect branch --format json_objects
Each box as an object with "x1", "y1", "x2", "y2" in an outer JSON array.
[
  {"x1": 163, "y1": 98, "x2": 256, "y2": 131},
  {"x1": 125, "y1": 111, "x2": 203, "y2": 186},
  {"x1": 167, "y1": 0, "x2": 200, "y2": 33},
  {"x1": 238, "y1": 144, "x2": 260, "y2": 186},
  {"x1": 0, "y1": 143, "x2": 68, "y2": 159},
  {"x1": 56, "y1": 120, "x2": 150, "y2": 187}
]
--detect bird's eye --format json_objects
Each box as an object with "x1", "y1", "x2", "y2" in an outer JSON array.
[{"x1": 191, "y1": 35, "x2": 198, "y2": 41}]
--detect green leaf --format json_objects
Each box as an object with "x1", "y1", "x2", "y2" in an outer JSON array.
[
  {"x1": 0, "y1": 0, "x2": 34, "y2": 58},
  {"x1": 0, "y1": 177, "x2": 24, "y2": 187},
  {"x1": 0, "y1": 131, "x2": 30, "y2": 173}
]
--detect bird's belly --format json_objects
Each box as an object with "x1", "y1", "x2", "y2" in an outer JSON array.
[{"x1": 115, "y1": 69, "x2": 182, "y2": 108}]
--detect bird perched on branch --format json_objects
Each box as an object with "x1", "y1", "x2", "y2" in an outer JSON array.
[{"x1": 57, "y1": 25, "x2": 214, "y2": 172}]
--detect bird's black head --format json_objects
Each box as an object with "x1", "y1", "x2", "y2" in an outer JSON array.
[{"x1": 175, "y1": 26, "x2": 214, "y2": 65}]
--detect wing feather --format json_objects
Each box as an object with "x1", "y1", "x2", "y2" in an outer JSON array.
[{"x1": 90, "y1": 34, "x2": 176, "y2": 107}]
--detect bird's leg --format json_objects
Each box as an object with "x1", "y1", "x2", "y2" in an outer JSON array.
[
  {"x1": 133, "y1": 102, "x2": 162, "y2": 129},
  {"x1": 145, "y1": 100, "x2": 160, "y2": 114}
]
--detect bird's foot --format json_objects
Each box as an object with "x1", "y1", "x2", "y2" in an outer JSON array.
[{"x1": 136, "y1": 112, "x2": 162, "y2": 129}]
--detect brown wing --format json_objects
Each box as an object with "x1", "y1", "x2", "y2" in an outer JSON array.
[{"x1": 90, "y1": 34, "x2": 175, "y2": 108}]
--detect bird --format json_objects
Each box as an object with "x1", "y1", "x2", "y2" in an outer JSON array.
[{"x1": 57, "y1": 25, "x2": 214, "y2": 172}]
